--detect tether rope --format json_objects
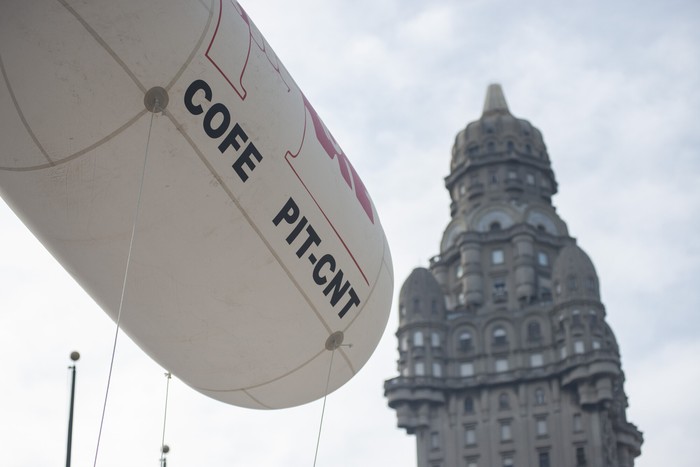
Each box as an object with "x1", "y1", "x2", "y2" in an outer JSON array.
[
  {"x1": 92, "y1": 106, "x2": 158, "y2": 467},
  {"x1": 312, "y1": 349, "x2": 336, "y2": 467},
  {"x1": 160, "y1": 372, "x2": 172, "y2": 466}
]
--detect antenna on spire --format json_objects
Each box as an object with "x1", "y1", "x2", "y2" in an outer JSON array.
[{"x1": 482, "y1": 83, "x2": 510, "y2": 115}]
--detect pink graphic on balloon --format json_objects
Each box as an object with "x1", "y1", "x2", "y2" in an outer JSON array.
[
  {"x1": 205, "y1": 0, "x2": 375, "y2": 285},
  {"x1": 205, "y1": 0, "x2": 290, "y2": 100}
]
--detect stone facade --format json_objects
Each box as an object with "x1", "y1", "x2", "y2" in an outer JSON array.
[{"x1": 384, "y1": 85, "x2": 643, "y2": 467}]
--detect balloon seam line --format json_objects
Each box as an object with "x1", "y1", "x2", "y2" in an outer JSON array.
[
  {"x1": 165, "y1": 0, "x2": 216, "y2": 92},
  {"x1": 0, "y1": 53, "x2": 54, "y2": 166},
  {"x1": 0, "y1": 0, "x2": 212, "y2": 174},
  {"x1": 57, "y1": 0, "x2": 146, "y2": 94},
  {"x1": 195, "y1": 347, "x2": 325, "y2": 393},
  {"x1": 0, "y1": 110, "x2": 147, "y2": 172}
]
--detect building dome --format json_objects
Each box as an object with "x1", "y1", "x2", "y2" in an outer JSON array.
[
  {"x1": 450, "y1": 84, "x2": 550, "y2": 171},
  {"x1": 552, "y1": 244, "x2": 600, "y2": 303},
  {"x1": 398, "y1": 267, "x2": 445, "y2": 321}
]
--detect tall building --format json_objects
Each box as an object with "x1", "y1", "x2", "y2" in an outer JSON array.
[{"x1": 384, "y1": 85, "x2": 643, "y2": 467}]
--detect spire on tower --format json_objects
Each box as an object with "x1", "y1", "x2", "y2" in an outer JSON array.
[{"x1": 482, "y1": 83, "x2": 510, "y2": 116}]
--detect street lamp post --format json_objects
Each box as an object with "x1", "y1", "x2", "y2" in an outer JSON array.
[{"x1": 66, "y1": 351, "x2": 80, "y2": 467}]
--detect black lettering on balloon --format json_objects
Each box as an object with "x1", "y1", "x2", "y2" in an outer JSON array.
[
  {"x1": 295, "y1": 225, "x2": 320, "y2": 258},
  {"x1": 313, "y1": 254, "x2": 335, "y2": 285},
  {"x1": 233, "y1": 142, "x2": 263, "y2": 183},
  {"x1": 273, "y1": 197, "x2": 299, "y2": 226},
  {"x1": 184, "y1": 79, "x2": 212, "y2": 115},
  {"x1": 323, "y1": 270, "x2": 351, "y2": 307},
  {"x1": 271, "y1": 197, "x2": 361, "y2": 320},
  {"x1": 218, "y1": 123, "x2": 248, "y2": 153},
  {"x1": 286, "y1": 216, "x2": 307, "y2": 244},
  {"x1": 203, "y1": 103, "x2": 231, "y2": 138},
  {"x1": 338, "y1": 288, "x2": 360, "y2": 319},
  {"x1": 184, "y1": 79, "x2": 263, "y2": 184}
]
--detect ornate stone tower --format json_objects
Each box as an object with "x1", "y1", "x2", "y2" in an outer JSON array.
[{"x1": 384, "y1": 85, "x2": 642, "y2": 467}]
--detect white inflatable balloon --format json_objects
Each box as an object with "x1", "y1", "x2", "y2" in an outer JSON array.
[{"x1": 0, "y1": 0, "x2": 393, "y2": 409}]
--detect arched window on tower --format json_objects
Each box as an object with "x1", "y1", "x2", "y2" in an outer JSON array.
[
  {"x1": 527, "y1": 321, "x2": 542, "y2": 341},
  {"x1": 490, "y1": 221, "x2": 502, "y2": 231},
  {"x1": 493, "y1": 326, "x2": 508, "y2": 346},
  {"x1": 459, "y1": 331, "x2": 473, "y2": 351}
]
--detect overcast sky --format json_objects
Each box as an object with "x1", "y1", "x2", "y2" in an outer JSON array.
[{"x1": 2, "y1": 0, "x2": 699, "y2": 466}]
